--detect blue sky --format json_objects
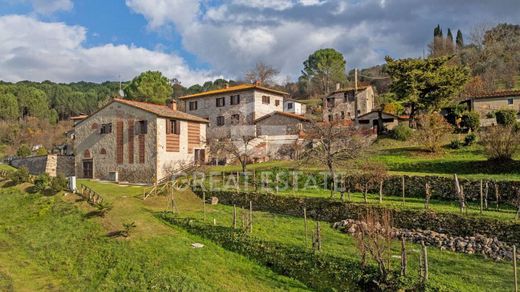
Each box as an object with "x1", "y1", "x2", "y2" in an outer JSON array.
[{"x1": 0, "y1": 0, "x2": 519, "y2": 86}]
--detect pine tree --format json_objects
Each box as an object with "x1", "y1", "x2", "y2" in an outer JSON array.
[
  {"x1": 434, "y1": 25, "x2": 441, "y2": 37},
  {"x1": 456, "y1": 30, "x2": 464, "y2": 49},
  {"x1": 447, "y1": 29, "x2": 453, "y2": 43}
]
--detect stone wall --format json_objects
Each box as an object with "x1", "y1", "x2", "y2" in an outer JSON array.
[
  {"x1": 473, "y1": 96, "x2": 520, "y2": 118},
  {"x1": 10, "y1": 154, "x2": 74, "y2": 177}
]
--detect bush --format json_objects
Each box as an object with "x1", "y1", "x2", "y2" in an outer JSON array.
[
  {"x1": 486, "y1": 111, "x2": 496, "y2": 119},
  {"x1": 416, "y1": 113, "x2": 453, "y2": 152},
  {"x1": 35, "y1": 146, "x2": 48, "y2": 156},
  {"x1": 390, "y1": 123, "x2": 413, "y2": 141},
  {"x1": 480, "y1": 125, "x2": 520, "y2": 161},
  {"x1": 495, "y1": 109, "x2": 518, "y2": 126},
  {"x1": 461, "y1": 111, "x2": 480, "y2": 131},
  {"x1": 50, "y1": 174, "x2": 68, "y2": 194},
  {"x1": 16, "y1": 144, "x2": 31, "y2": 158},
  {"x1": 448, "y1": 139, "x2": 462, "y2": 149},
  {"x1": 464, "y1": 133, "x2": 477, "y2": 146},
  {"x1": 10, "y1": 167, "x2": 30, "y2": 185},
  {"x1": 33, "y1": 173, "x2": 51, "y2": 193}
]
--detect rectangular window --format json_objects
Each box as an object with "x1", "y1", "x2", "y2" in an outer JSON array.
[
  {"x1": 275, "y1": 100, "x2": 280, "y2": 106},
  {"x1": 216, "y1": 116, "x2": 225, "y2": 126},
  {"x1": 230, "y1": 95, "x2": 240, "y2": 105},
  {"x1": 344, "y1": 91, "x2": 354, "y2": 102},
  {"x1": 508, "y1": 98, "x2": 514, "y2": 105},
  {"x1": 166, "y1": 119, "x2": 180, "y2": 135},
  {"x1": 231, "y1": 114, "x2": 240, "y2": 125},
  {"x1": 327, "y1": 98, "x2": 335, "y2": 108},
  {"x1": 100, "y1": 123, "x2": 112, "y2": 134},
  {"x1": 287, "y1": 102, "x2": 293, "y2": 109},
  {"x1": 216, "y1": 97, "x2": 225, "y2": 107},
  {"x1": 328, "y1": 114, "x2": 333, "y2": 122},
  {"x1": 137, "y1": 120, "x2": 148, "y2": 134},
  {"x1": 340, "y1": 111, "x2": 345, "y2": 120},
  {"x1": 116, "y1": 121, "x2": 124, "y2": 164},
  {"x1": 262, "y1": 95, "x2": 270, "y2": 104},
  {"x1": 189, "y1": 101, "x2": 198, "y2": 110}
]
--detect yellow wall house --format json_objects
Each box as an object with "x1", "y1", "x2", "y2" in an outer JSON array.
[{"x1": 73, "y1": 98, "x2": 208, "y2": 184}]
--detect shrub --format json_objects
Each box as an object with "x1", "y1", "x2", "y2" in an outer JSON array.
[
  {"x1": 10, "y1": 167, "x2": 30, "y2": 185},
  {"x1": 464, "y1": 133, "x2": 477, "y2": 146},
  {"x1": 49, "y1": 174, "x2": 68, "y2": 194},
  {"x1": 448, "y1": 139, "x2": 462, "y2": 149},
  {"x1": 390, "y1": 123, "x2": 413, "y2": 141},
  {"x1": 416, "y1": 113, "x2": 453, "y2": 152},
  {"x1": 461, "y1": 111, "x2": 480, "y2": 131},
  {"x1": 35, "y1": 146, "x2": 48, "y2": 156},
  {"x1": 33, "y1": 173, "x2": 51, "y2": 193},
  {"x1": 16, "y1": 144, "x2": 31, "y2": 158},
  {"x1": 495, "y1": 109, "x2": 518, "y2": 126},
  {"x1": 486, "y1": 111, "x2": 496, "y2": 119},
  {"x1": 480, "y1": 125, "x2": 520, "y2": 161}
]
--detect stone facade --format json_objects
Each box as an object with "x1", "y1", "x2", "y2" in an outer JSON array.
[
  {"x1": 469, "y1": 94, "x2": 520, "y2": 118},
  {"x1": 323, "y1": 86, "x2": 375, "y2": 122},
  {"x1": 181, "y1": 84, "x2": 286, "y2": 138},
  {"x1": 74, "y1": 99, "x2": 207, "y2": 183},
  {"x1": 255, "y1": 112, "x2": 309, "y2": 136}
]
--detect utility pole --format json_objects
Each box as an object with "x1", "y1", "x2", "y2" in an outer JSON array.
[{"x1": 354, "y1": 68, "x2": 359, "y2": 127}]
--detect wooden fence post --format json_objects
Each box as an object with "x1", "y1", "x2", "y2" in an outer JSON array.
[
  {"x1": 233, "y1": 204, "x2": 237, "y2": 229},
  {"x1": 425, "y1": 182, "x2": 431, "y2": 210},
  {"x1": 401, "y1": 176, "x2": 405, "y2": 206},
  {"x1": 249, "y1": 201, "x2": 253, "y2": 233},
  {"x1": 202, "y1": 191, "x2": 206, "y2": 221},
  {"x1": 485, "y1": 181, "x2": 489, "y2": 209},
  {"x1": 421, "y1": 241, "x2": 428, "y2": 282},
  {"x1": 304, "y1": 207, "x2": 308, "y2": 248},
  {"x1": 495, "y1": 181, "x2": 500, "y2": 211},
  {"x1": 480, "y1": 179, "x2": 484, "y2": 215},
  {"x1": 379, "y1": 180, "x2": 384, "y2": 204},
  {"x1": 514, "y1": 245, "x2": 518, "y2": 292},
  {"x1": 401, "y1": 237, "x2": 407, "y2": 276}
]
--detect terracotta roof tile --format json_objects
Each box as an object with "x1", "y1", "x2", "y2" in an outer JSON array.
[
  {"x1": 470, "y1": 90, "x2": 520, "y2": 100},
  {"x1": 179, "y1": 84, "x2": 288, "y2": 99},
  {"x1": 328, "y1": 86, "x2": 370, "y2": 96},
  {"x1": 113, "y1": 98, "x2": 208, "y2": 123}
]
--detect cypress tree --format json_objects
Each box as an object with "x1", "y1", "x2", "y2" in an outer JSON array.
[
  {"x1": 434, "y1": 25, "x2": 441, "y2": 37},
  {"x1": 447, "y1": 28, "x2": 453, "y2": 43},
  {"x1": 456, "y1": 30, "x2": 464, "y2": 48}
]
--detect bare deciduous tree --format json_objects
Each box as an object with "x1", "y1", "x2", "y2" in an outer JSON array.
[
  {"x1": 301, "y1": 120, "x2": 367, "y2": 197},
  {"x1": 207, "y1": 127, "x2": 258, "y2": 173},
  {"x1": 244, "y1": 62, "x2": 280, "y2": 86}
]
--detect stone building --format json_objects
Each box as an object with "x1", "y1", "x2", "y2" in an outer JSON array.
[
  {"x1": 179, "y1": 83, "x2": 288, "y2": 138},
  {"x1": 322, "y1": 85, "x2": 375, "y2": 122},
  {"x1": 357, "y1": 111, "x2": 406, "y2": 132},
  {"x1": 465, "y1": 90, "x2": 520, "y2": 118},
  {"x1": 73, "y1": 98, "x2": 208, "y2": 183}
]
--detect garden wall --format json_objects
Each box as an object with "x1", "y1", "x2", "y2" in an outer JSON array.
[{"x1": 193, "y1": 188, "x2": 520, "y2": 245}]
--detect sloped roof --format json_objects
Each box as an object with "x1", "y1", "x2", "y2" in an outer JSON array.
[
  {"x1": 179, "y1": 84, "x2": 289, "y2": 99},
  {"x1": 357, "y1": 110, "x2": 402, "y2": 120},
  {"x1": 113, "y1": 98, "x2": 208, "y2": 123},
  {"x1": 254, "y1": 111, "x2": 311, "y2": 123},
  {"x1": 470, "y1": 90, "x2": 520, "y2": 100},
  {"x1": 328, "y1": 85, "x2": 370, "y2": 96}
]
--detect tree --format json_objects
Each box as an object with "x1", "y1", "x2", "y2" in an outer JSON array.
[
  {"x1": 446, "y1": 28, "x2": 454, "y2": 52},
  {"x1": 480, "y1": 125, "x2": 520, "y2": 161},
  {"x1": 456, "y1": 30, "x2": 464, "y2": 49},
  {"x1": 16, "y1": 144, "x2": 31, "y2": 157},
  {"x1": 207, "y1": 126, "x2": 257, "y2": 173},
  {"x1": 124, "y1": 71, "x2": 173, "y2": 104},
  {"x1": 16, "y1": 87, "x2": 49, "y2": 120},
  {"x1": 495, "y1": 109, "x2": 517, "y2": 126},
  {"x1": 245, "y1": 62, "x2": 280, "y2": 86},
  {"x1": 299, "y1": 48, "x2": 347, "y2": 96},
  {"x1": 416, "y1": 113, "x2": 453, "y2": 152},
  {"x1": 0, "y1": 93, "x2": 19, "y2": 120},
  {"x1": 301, "y1": 120, "x2": 366, "y2": 197},
  {"x1": 384, "y1": 56, "x2": 470, "y2": 126}
]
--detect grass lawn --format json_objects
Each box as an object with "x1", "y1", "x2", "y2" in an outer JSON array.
[
  {"x1": 82, "y1": 180, "x2": 517, "y2": 291},
  {"x1": 170, "y1": 194, "x2": 517, "y2": 292},
  {"x1": 0, "y1": 180, "x2": 309, "y2": 291},
  {"x1": 0, "y1": 164, "x2": 14, "y2": 171}
]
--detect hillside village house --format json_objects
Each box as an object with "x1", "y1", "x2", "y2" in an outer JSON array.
[
  {"x1": 179, "y1": 83, "x2": 288, "y2": 138},
  {"x1": 73, "y1": 98, "x2": 208, "y2": 183},
  {"x1": 323, "y1": 85, "x2": 375, "y2": 122},
  {"x1": 464, "y1": 90, "x2": 520, "y2": 118},
  {"x1": 284, "y1": 99, "x2": 307, "y2": 115}
]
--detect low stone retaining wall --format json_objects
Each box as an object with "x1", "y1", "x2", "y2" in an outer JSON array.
[
  {"x1": 10, "y1": 155, "x2": 74, "y2": 177},
  {"x1": 334, "y1": 219, "x2": 518, "y2": 261}
]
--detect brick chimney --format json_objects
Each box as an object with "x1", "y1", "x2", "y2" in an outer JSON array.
[
  {"x1": 168, "y1": 100, "x2": 177, "y2": 111},
  {"x1": 255, "y1": 80, "x2": 261, "y2": 86},
  {"x1": 225, "y1": 83, "x2": 229, "y2": 89}
]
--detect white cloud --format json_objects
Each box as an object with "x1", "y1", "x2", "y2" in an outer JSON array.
[
  {"x1": 125, "y1": 0, "x2": 199, "y2": 29},
  {"x1": 25, "y1": 0, "x2": 73, "y2": 15},
  {"x1": 232, "y1": 0, "x2": 295, "y2": 11},
  {"x1": 0, "y1": 15, "x2": 219, "y2": 85}
]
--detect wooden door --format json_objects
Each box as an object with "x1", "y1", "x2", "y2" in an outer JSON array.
[{"x1": 83, "y1": 160, "x2": 93, "y2": 178}]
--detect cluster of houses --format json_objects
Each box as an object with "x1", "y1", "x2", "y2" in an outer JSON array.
[{"x1": 15, "y1": 80, "x2": 520, "y2": 184}]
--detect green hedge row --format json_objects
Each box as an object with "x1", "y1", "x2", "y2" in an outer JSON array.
[
  {"x1": 158, "y1": 213, "x2": 420, "y2": 291},
  {"x1": 193, "y1": 188, "x2": 520, "y2": 245},
  {"x1": 220, "y1": 171, "x2": 519, "y2": 204}
]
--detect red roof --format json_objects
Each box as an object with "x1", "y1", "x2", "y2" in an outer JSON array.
[
  {"x1": 113, "y1": 98, "x2": 208, "y2": 123},
  {"x1": 470, "y1": 90, "x2": 520, "y2": 100}
]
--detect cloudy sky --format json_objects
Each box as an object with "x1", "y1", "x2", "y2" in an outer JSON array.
[{"x1": 0, "y1": 0, "x2": 519, "y2": 86}]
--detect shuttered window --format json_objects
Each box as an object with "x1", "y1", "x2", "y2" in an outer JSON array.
[
  {"x1": 128, "y1": 120, "x2": 134, "y2": 164},
  {"x1": 116, "y1": 121, "x2": 124, "y2": 164}
]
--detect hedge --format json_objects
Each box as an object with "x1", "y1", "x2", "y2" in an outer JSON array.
[
  {"x1": 193, "y1": 188, "x2": 520, "y2": 245},
  {"x1": 219, "y1": 171, "x2": 520, "y2": 204},
  {"x1": 158, "y1": 213, "x2": 423, "y2": 291}
]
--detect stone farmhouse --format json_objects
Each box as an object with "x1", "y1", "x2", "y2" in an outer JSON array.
[
  {"x1": 323, "y1": 85, "x2": 375, "y2": 122},
  {"x1": 73, "y1": 98, "x2": 208, "y2": 183},
  {"x1": 464, "y1": 90, "x2": 520, "y2": 118},
  {"x1": 179, "y1": 83, "x2": 288, "y2": 138}
]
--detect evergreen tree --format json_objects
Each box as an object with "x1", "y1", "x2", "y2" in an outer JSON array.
[
  {"x1": 447, "y1": 28, "x2": 454, "y2": 43},
  {"x1": 0, "y1": 93, "x2": 19, "y2": 120},
  {"x1": 456, "y1": 30, "x2": 464, "y2": 48}
]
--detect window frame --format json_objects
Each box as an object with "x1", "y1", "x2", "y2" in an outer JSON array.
[
  {"x1": 231, "y1": 114, "x2": 240, "y2": 125},
  {"x1": 189, "y1": 101, "x2": 198, "y2": 110},
  {"x1": 287, "y1": 102, "x2": 293, "y2": 110},
  {"x1": 216, "y1": 116, "x2": 225, "y2": 126},
  {"x1": 100, "y1": 123, "x2": 112, "y2": 134},
  {"x1": 230, "y1": 95, "x2": 240, "y2": 105},
  {"x1": 262, "y1": 95, "x2": 270, "y2": 104},
  {"x1": 508, "y1": 98, "x2": 514, "y2": 105},
  {"x1": 216, "y1": 97, "x2": 226, "y2": 107},
  {"x1": 137, "y1": 120, "x2": 148, "y2": 135},
  {"x1": 167, "y1": 119, "x2": 181, "y2": 135}
]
